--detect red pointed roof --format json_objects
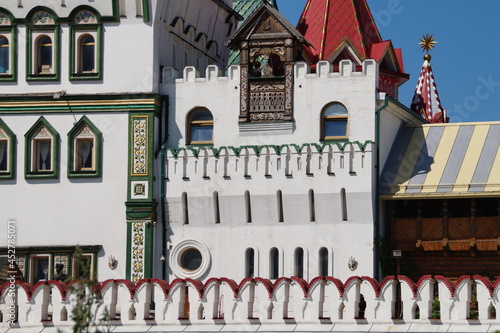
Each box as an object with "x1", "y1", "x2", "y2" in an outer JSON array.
[
  {"x1": 411, "y1": 54, "x2": 448, "y2": 123},
  {"x1": 297, "y1": 0, "x2": 383, "y2": 64}
]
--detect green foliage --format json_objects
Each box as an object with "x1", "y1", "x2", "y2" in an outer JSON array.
[
  {"x1": 58, "y1": 247, "x2": 110, "y2": 333},
  {"x1": 431, "y1": 297, "x2": 440, "y2": 319}
]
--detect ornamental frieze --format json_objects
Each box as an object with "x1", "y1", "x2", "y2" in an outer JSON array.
[{"x1": 249, "y1": 112, "x2": 284, "y2": 121}]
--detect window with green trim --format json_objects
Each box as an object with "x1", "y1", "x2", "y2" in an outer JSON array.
[
  {"x1": 0, "y1": 35, "x2": 9, "y2": 73},
  {"x1": 68, "y1": 116, "x2": 102, "y2": 178},
  {"x1": 70, "y1": 10, "x2": 102, "y2": 80},
  {"x1": 27, "y1": 10, "x2": 59, "y2": 80},
  {"x1": 322, "y1": 103, "x2": 348, "y2": 140},
  {"x1": 0, "y1": 118, "x2": 16, "y2": 180},
  {"x1": 0, "y1": 12, "x2": 16, "y2": 81},
  {"x1": 187, "y1": 108, "x2": 213, "y2": 145},
  {"x1": 25, "y1": 117, "x2": 59, "y2": 179}
]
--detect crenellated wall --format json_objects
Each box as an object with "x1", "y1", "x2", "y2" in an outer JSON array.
[
  {"x1": 162, "y1": 142, "x2": 376, "y2": 282},
  {"x1": 2, "y1": 275, "x2": 500, "y2": 332},
  {"x1": 162, "y1": 59, "x2": 380, "y2": 148}
]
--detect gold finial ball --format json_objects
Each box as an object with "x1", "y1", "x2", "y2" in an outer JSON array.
[{"x1": 424, "y1": 54, "x2": 432, "y2": 61}]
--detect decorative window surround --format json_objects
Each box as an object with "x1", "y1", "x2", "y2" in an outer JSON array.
[
  {"x1": 0, "y1": 11, "x2": 16, "y2": 82},
  {"x1": 24, "y1": 117, "x2": 60, "y2": 179},
  {"x1": 0, "y1": 118, "x2": 16, "y2": 180},
  {"x1": 67, "y1": 116, "x2": 102, "y2": 178},
  {"x1": 69, "y1": 10, "x2": 102, "y2": 80},
  {"x1": 26, "y1": 26, "x2": 60, "y2": 81},
  {"x1": 0, "y1": 245, "x2": 100, "y2": 283}
]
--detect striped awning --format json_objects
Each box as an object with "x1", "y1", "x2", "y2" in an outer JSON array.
[{"x1": 380, "y1": 122, "x2": 500, "y2": 198}]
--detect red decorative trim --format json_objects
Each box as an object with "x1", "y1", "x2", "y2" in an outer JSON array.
[
  {"x1": 308, "y1": 276, "x2": 325, "y2": 291},
  {"x1": 116, "y1": 279, "x2": 136, "y2": 300},
  {"x1": 416, "y1": 275, "x2": 434, "y2": 291},
  {"x1": 31, "y1": 281, "x2": 50, "y2": 300},
  {"x1": 398, "y1": 276, "x2": 417, "y2": 298},
  {"x1": 220, "y1": 278, "x2": 239, "y2": 299},
  {"x1": 290, "y1": 276, "x2": 308, "y2": 298},
  {"x1": 255, "y1": 277, "x2": 274, "y2": 299},
  {"x1": 0, "y1": 281, "x2": 33, "y2": 300},
  {"x1": 473, "y1": 275, "x2": 494, "y2": 297},
  {"x1": 185, "y1": 278, "x2": 204, "y2": 299},
  {"x1": 135, "y1": 278, "x2": 151, "y2": 293},
  {"x1": 324, "y1": 276, "x2": 345, "y2": 297},
  {"x1": 433, "y1": 275, "x2": 455, "y2": 298},
  {"x1": 47, "y1": 280, "x2": 68, "y2": 301},
  {"x1": 344, "y1": 276, "x2": 361, "y2": 292},
  {"x1": 363, "y1": 276, "x2": 383, "y2": 298},
  {"x1": 168, "y1": 278, "x2": 186, "y2": 295},
  {"x1": 151, "y1": 278, "x2": 170, "y2": 299},
  {"x1": 237, "y1": 277, "x2": 255, "y2": 292}
]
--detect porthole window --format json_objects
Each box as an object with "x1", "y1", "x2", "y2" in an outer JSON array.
[
  {"x1": 180, "y1": 248, "x2": 202, "y2": 271},
  {"x1": 170, "y1": 239, "x2": 211, "y2": 279}
]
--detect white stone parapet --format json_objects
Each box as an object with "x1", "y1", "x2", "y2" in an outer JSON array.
[{"x1": 1, "y1": 275, "x2": 500, "y2": 332}]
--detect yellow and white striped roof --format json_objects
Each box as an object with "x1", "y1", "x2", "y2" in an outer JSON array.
[{"x1": 380, "y1": 122, "x2": 500, "y2": 198}]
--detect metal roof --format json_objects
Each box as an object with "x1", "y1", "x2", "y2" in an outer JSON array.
[{"x1": 380, "y1": 122, "x2": 500, "y2": 198}]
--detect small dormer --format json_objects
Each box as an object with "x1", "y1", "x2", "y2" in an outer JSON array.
[{"x1": 227, "y1": 3, "x2": 308, "y2": 123}]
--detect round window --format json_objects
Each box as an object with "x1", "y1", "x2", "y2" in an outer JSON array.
[
  {"x1": 180, "y1": 248, "x2": 202, "y2": 271},
  {"x1": 170, "y1": 239, "x2": 211, "y2": 279}
]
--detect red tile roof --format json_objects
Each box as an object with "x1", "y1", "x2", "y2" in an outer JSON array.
[{"x1": 297, "y1": 0, "x2": 383, "y2": 64}]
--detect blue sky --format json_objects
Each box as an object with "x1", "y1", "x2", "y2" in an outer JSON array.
[{"x1": 277, "y1": 0, "x2": 500, "y2": 122}]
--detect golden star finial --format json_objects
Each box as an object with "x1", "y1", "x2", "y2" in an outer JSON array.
[{"x1": 419, "y1": 34, "x2": 438, "y2": 53}]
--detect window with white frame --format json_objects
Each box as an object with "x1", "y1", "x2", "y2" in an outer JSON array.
[
  {"x1": 70, "y1": 10, "x2": 101, "y2": 80},
  {"x1": 0, "y1": 118, "x2": 15, "y2": 179},
  {"x1": 68, "y1": 116, "x2": 102, "y2": 178},
  {"x1": 25, "y1": 117, "x2": 59, "y2": 178}
]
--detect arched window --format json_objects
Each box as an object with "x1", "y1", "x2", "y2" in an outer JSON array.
[
  {"x1": 319, "y1": 247, "x2": 329, "y2": 276},
  {"x1": 79, "y1": 34, "x2": 95, "y2": 72},
  {"x1": 294, "y1": 247, "x2": 304, "y2": 278},
  {"x1": 245, "y1": 248, "x2": 255, "y2": 278},
  {"x1": 187, "y1": 109, "x2": 213, "y2": 145},
  {"x1": 37, "y1": 35, "x2": 53, "y2": 73},
  {"x1": 322, "y1": 103, "x2": 348, "y2": 140},
  {"x1": 269, "y1": 247, "x2": 279, "y2": 279},
  {"x1": 0, "y1": 36, "x2": 9, "y2": 74}
]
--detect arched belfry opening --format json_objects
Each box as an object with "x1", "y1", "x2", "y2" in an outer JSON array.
[{"x1": 226, "y1": 3, "x2": 309, "y2": 123}]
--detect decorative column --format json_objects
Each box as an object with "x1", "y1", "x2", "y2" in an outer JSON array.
[{"x1": 125, "y1": 102, "x2": 159, "y2": 281}]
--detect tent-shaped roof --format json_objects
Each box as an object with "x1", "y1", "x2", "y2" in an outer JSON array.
[
  {"x1": 296, "y1": 0, "x2": 407, "y2": 80},
  {"x1": 410, "y1": 55, "x2": 448, "y2": 123},
  {"x1": 297, "y1": 0, "x2": 382, "y2": 63}
]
